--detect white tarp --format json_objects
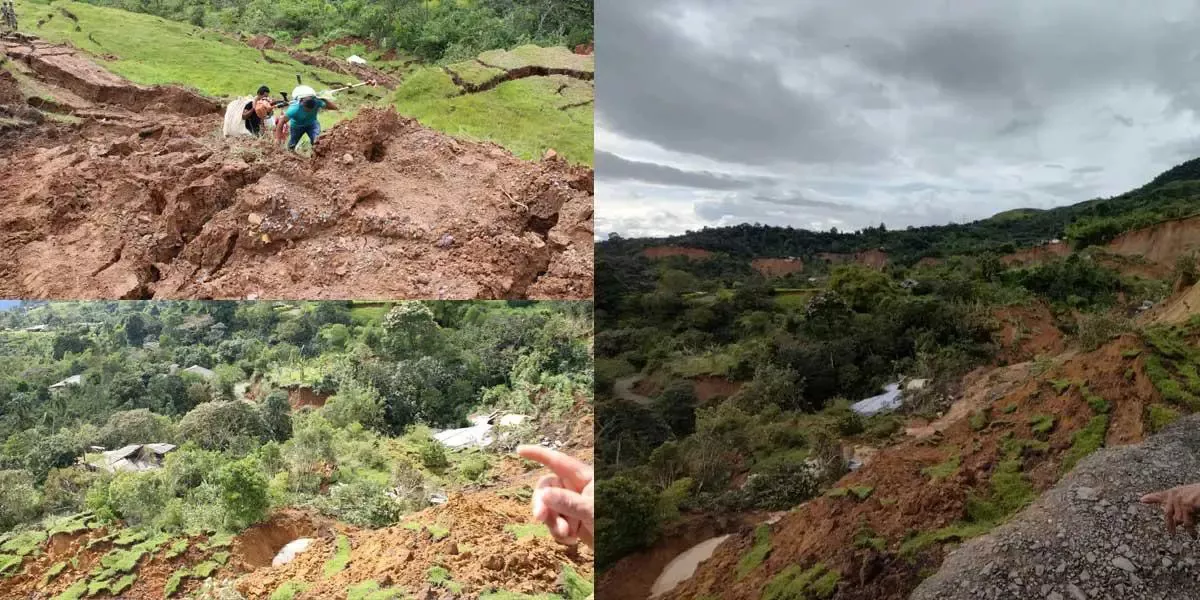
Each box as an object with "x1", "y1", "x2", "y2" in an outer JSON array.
[
  {"x1": 272, "y1": 538, "x2": 313, "y2": 567},
  {"x1": 433, "y1": 414, "x2": 494, "y2": 449},
  {"x1": 223, "y1": 97, "x2": 252, "y2": 138},
  {"x1": 851, "y1": 383, "x2": 902, "y2": 416},
  {"x1": 347, "y1": 55, "x2": 368, "y2": 65}
]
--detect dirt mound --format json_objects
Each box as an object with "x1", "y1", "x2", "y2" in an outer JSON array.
[
  {"x1": 751, "y1": 257, "x2": 804, "y2": 277},
  {"x1": 238, "y1": 492, "x2": 593, "y2": 599},
  {"x1": 0, "y1": 42, "x2": 593, "y2": 300},
  {"x1": 818, "y1": 249, "x2": 888, "y2": 269},
  {"x1": 1108, "y1": 214, "x2": 1200, "y2": 266},
  {"x1": 643, "y1": 246, "x2": 712, "y2": 260},
  {"x1": 1001, "y1": 241, "x2": 1071, "y2": 266},
  {"x1": 573, "y1": 42, "x2": 594, "y2": 55},
  {"x1": 912, "y1": 414, "x2": 1200, "y2": 600},
  {"x1": 660, "y1": 336, "x2": 1162, "y2": 600},
  {"x1": 247, "y1": 35, "x2": 275, "y2": 49},
  {"x1": 285, "y1": 47, "x2": 398, "y2": 88},
  {"x1": 915, "y1": 257, "x2": 944, "y2": 268}
]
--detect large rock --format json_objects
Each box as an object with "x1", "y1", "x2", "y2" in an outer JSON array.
[{"x1": 911, "y1": 415, "x2": 1200, "y2": 600}]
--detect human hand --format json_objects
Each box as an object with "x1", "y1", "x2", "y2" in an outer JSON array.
[
  {"x1": 1141, "y1": 483, "x2": 1200, "y2": 536},
  {"x1": 517, "y1": 445, "x2": 594, "y2": 548}
]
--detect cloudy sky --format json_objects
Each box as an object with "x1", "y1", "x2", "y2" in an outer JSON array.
[{"x1": 596, "y1": 0, "x2": 1200, "y2": 238}]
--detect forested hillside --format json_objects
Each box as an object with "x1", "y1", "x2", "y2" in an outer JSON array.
[
  {"x1": 0, "y1": 301, "x2": 594, "y2": 599},
  {"x1": 77, "y1": 0, "x2": 593, "y2": 63},
  {"x1": 593, "y1": 156, "x2": 1200, "y2": 599},
  {"x1": 604, "y1": 156, "x2": 1200, "y2": 264}
]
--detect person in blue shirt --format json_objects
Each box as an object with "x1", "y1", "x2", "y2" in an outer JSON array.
[{"x1": 277, "y1": 94, "x2": 339, "y2": 152}]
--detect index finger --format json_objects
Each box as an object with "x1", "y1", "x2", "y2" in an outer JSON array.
[
  {"x1": 1142, "y1": 491, "x2": 1167, "y2": 505},
  {"x1": 517, "y1": 445, "x2": 592, "y2": 491}
]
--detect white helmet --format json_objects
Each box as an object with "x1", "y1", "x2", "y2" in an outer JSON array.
[{"x1": 291, "y1": 85, "x2": 316, "y2": 100}]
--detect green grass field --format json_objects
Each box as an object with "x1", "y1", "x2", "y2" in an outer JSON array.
[{"x1": 11, "y1": 0, "x2": 593, "y2": 165}]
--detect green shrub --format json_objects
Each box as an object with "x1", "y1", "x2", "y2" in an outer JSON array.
[
  {"x1": 1146, "y1": 404, "x2": 1182, "y2": 433},
  {"x1": 108, "y1": 471, "x2": 169, "y2": 528},
  {"x1": 0, "y1": 470, "x2": 41, "y2": 530},
  {"x1": 213, "y1": 457, "x2": 269, "y2": 531},
  {"x1": 317, "y1": 480, "x2": 401, "y2": 528},
  {"x1": 595, "y1": 476, "x2": 660, "y2": 570},
  {"x1": 1029, "y1": 415, "x2": 1055, "y2": 437},
  {"x1": 177, "y1": 401, "x2": 269, "y2": 451},
  {"x1": 1063, "y1": 416, "x2": 1109, "y2": 472}
]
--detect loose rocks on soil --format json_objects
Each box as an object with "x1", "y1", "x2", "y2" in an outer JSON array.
[{"x1": 912, "y1": 415, "x2": 1200, "y2": 600}]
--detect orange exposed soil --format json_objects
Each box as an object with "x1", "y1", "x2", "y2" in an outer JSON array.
[
  {"x1": 0, "y1": 38, "x2": 593, "y2": 300},
  {"x1": 692, "y1": 376, "x2": 741, "y2": 403},
  {"x1": 238, "y1": 492, "x2": 593, "y2": 599},
  {"x1": 657, "y1": 336, "x2": 1163, "y2": 600},
  {"x1": 914, "y1": 257, "x2": 943, "y2": 268},
  {"x1": 992, "y1": 302, "x2": 1065, "y2": 364},
  {"x1": 1000, "y1": 241, "x2": 1070, "y2": 266},
  {"x1": 750, "y1": 257, "x2": 804, "y2": 277},
  {"x1": 817, "y1": 250, "x2": 888, "y2": 269},
  {"x1": 1107, "y1": 214, "x2": 1200, "y2": 266},
  {"x1": 643, "y1": 246, "x2": 713, "y2": 260},
  {"x1": 285, "y1": 386, "x2": 330, "y2": 410}
]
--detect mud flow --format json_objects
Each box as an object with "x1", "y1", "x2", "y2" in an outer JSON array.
[{"x1": 0, "y1": 35, "x2": 594, "y2": 300}]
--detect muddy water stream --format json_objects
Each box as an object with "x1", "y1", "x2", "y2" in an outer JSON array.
[{"x1": 648, "y1": 535, "x2": 730, "y2": 598}]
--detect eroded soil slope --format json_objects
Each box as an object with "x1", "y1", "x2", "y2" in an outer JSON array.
[
  {"x1": 0, "y1": 37, "x2": 593, "y2": 300},
  {"x1": 659, "y1": 335, "x2": 1166, "y2": 600}
]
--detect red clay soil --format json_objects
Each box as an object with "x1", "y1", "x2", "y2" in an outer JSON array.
[
  {"x1": 231, "y1": 509, "x2": 338, "y2": 570},
  {"x1": 0, "y1": 39, "x2": 593, "y2": 300},
  {"x1": 657, "y1": 335, "x2": 1164, "y2": 600},
  {"x1": 1107, "y1": 214, "x2": 1200, "y2": 266},
  {"x1": 238, "y1": 492, "x2": 594, "y2": 599},
  {"x1": 573, "y1": 42, "x2": 594, "y2": 55},
  {"x1": 992, "y1": 302, "x2": 1066, "y2": 364},
  {"x1": 750, "y1": 257, "x2": 804, "y2": 277},
  {"x1": 692, "y1": 376, "x2": 742, "y2": 403},
  {"x1": 817, "y1": 250, "x2": 888, "y2": 270},
  {"x1": 1000, "y1": 241, "x2": 1070, "y2": 267},
  {"x1": 286, "y1": 386, "x2": 330, "y2": 410},
  {"x1": 914, "y1": 257, "x2": 943, "y2": 269},
  {"x1": 643, "y1": 246, "x2": 713, "y2": 260}
]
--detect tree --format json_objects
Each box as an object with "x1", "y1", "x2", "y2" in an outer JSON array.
[
  {"x1": 0, "y1": 469, "x2": 41, "y2": 530},
  {"x1": 323, "y1": 380, "x2": 383, "y2": 430},
  {"x1": 595, "y1": 476, "x2": 660, "y2": 569},
  {"x1": 654, "y1": 381, "x2": 697, "y2": 438},
  {"x1": 124, "y1": 314, "x2": 147, "y2": 347},
  {"x1": 24, "y1": 431, "x2": 81, "y2": 483},
  {"x1": 42, "y1": 467, "x2": 99, "y2": 513},
  {"x1": 177, "y1": 401, "x2": 269, "y2": 451},
  {"x1": 108, "y1": 471, "x2": 168, "y2": 527},
  {"x1": 259, "y1": 391, "x2": 293, "y2": 442},
  {"x1": 829, "y1": 265, "x2": 895, "y2": 312},
  {"x1": 98, "y1": 409, "x2": 174, "y2": 449},
  {"x1": 52, "y1": 332, "x2": 88, "y2": 360},
  {"x1": 213, "y1": 457, "x2": 268, "y2": 530},
  {"x1": 383, "y1": 302, "x2": 443, "y2": 359}
]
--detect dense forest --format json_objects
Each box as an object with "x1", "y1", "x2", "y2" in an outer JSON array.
[
  {"x1": 591, "y1": 156, "x2": 1200, "y2": 570},
  {"x1": 76, "y1": 0, "x2": 593, "y2": 62},
  {"x1": 607, "y1": 156, "x2": 1200, "y2": 265},
  {"x1": 0, "y1": 300, "x2": 592, "y2": 539}
]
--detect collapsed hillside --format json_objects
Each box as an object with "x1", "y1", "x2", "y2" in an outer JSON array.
[
  {"x1": 652, "y1": 329, "x2": 1181, "y2": 600},
  {"x1": 0, "y1": 36, "x2": 594, "y2": 300},
  {"x1": 0, "y1": 459, "x2": 594, "y2": 600}
]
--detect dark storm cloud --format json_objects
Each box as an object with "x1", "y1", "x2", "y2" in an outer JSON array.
[
  {"x1": 596, "y1": 0, "x2": 1200, "y2": 238},
  {"x1": 595, "y1": 151, "x2": 767, "y2": 190}
]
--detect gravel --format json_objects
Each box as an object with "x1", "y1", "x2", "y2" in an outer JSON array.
[{"x1": 910, "y1": 415, "x2": 1200, "y2": 600}]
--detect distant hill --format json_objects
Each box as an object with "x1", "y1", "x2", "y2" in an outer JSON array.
[{"x1": 600, "y1": 157, "x2": 1200, "y2": 264}]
